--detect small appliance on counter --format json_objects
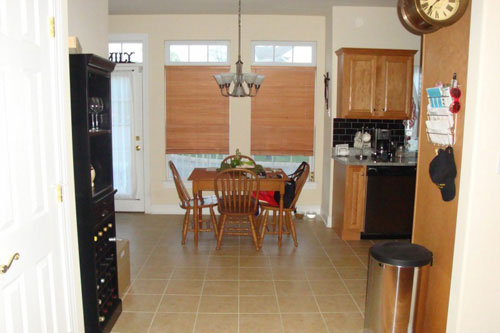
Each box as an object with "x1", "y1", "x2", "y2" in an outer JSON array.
[
  {"x1": 371, "y1": 129, "x2": 391, "y2": 162},
  {"x1": 334, "y1": 144, "x2": 349, "y2": 156}
]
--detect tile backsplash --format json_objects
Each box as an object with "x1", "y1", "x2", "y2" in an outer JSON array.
[{"x1": 333, "y1": 118, "x2": 406, "y2": 147}]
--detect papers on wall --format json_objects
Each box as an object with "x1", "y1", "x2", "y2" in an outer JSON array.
[{"x1": 425, "y1": 87, "x2": 456, "y2": 146}]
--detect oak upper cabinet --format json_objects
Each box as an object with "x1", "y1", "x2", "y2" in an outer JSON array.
[
  {"x1": 332, "y1": 161, "x2": 367, "y2": 240},
  {"x1": 336, "y1": 48, "x2": 417, "y2": 120}
]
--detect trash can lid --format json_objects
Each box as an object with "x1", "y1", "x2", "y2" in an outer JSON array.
[{"x1": 370, "y1": 242, "x2": 433, "y2": 267}]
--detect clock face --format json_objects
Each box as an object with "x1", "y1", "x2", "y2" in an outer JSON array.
[{"x1": 418, "y1": 0, "x2": 460, "y2": 22}]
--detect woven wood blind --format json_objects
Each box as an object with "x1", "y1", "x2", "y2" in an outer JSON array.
[
  {"x1": 251, "y1": 66, "x2": 315, "y2": 156},
  {"x1": 165, "y1": 66, "x2": 230, "y2": 154}
]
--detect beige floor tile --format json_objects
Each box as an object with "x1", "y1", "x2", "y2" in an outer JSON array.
[
  {"x1": 272, "y1": 267, "x2": 307, "y2": 280},
  {"x1": 137, "y1": 265, "x2": 174, "y2": 279},
  {"x1": 329, "y1": 255, "x2": 364, "y2": 267},
  {"x1": 309, "y1": 280, "x2": 349, "y2": 296},
  {"x1": 149, "y1": 313, "x2": 196, "y2": 333},
  {"x1": 305, "y1": 268, "x2": 341, "y2": 281},
  {"x1": 205, "y1": 267, "x2": 238, "y2": 280},
  {"x1": 166, "y1": 280, "x2": 204, "y2": 295},
  {"x1": 315, "y1": 295, "x2": 359, "y2": 313},
  {"x1": 336, "y1": 267, "x2": 368, "y2": 280},
  {"x1": 194, "y1": 313, "x2": 238, "y2": 333},
  {"x1": 209, "y1": 247, "x2": 240, "y2": 256},
  {"x1": 208, "y1": 256, "x2": 238, "y2": 267},
  {"x1": 344, "y1": 279, "x2": 368, "y2": 295},
  {"x1": 111, "y1": 312, "x2": 154, "y2": 332},
  {"x1": 324, "y1": 247, "x2": 357, "y2": 257},
  {"x1": 157, "y1": 295, "x2": 200, "y2": 313},
  {"x1": 239, "y1": 314, "x2": 282, "y2": 333},
  {"x1": 239, "y1": 296, "x2": 279, "y2": 313},
  {"x1": 268, "y1": 255, "x2": 303, "y2": 268},
  {"x1": 171, "y1": 267, "x2": 206, "y2": 280},
  {"x1": 239, "y1": 281, "x2": 276, "y2": 296},
  {"x1": 352, "y1": 294, "x2": 366, "y2": 312},
  {"x1": 198, "y1": 296, "x2": 238, "y2": 313},
  {"x1": 323, "y1": 312, "x2": 364, "y2": 332},
  {"x1": 278, "y1": 295, "x2": 319, "y2": 313},
  {"x1": 239, "y1": 267, "x2": 273, "y2": 280},
  {"x1": 281, "y1": 313, "x2": 328, "y2": 333},
  {"x1": 127, "y1": 279, "x2": 168, "y2": 295},
  {"x1": 300, "y1": 256, "x2": 332, "y2": 268},
  {"x1": 122, "y1": 294, "x2": 162, "y2": 312},
  {"x1": 203, "y1": 281, "x2": 238, "y2": 295},
  {"x1": 239, "y1": 256, "x2": 270, "y2": 267},
  {"x1": 275, "y1": 280, "x2": 312, "y2": 296},
  {"x1": 175, "y1": 255, "x2": 209, "y2": 267}
]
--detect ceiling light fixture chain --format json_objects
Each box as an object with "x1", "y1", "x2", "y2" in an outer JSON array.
[{"x1": 213, "y1": 0, "x2": 265, "y2": 97}]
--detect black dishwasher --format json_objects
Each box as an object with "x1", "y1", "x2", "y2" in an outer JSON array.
[{"x1": 362, "y1": 166, "x2": 417, "y2": 239}]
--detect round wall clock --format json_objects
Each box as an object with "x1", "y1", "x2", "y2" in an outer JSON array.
[{"x1": 397, "y1": 0, "x2": 470, "y2": 34}]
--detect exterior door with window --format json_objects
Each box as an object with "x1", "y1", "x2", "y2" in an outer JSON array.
[{"x1": 111, "y1": 66, "x2": 145, "y2": 211}]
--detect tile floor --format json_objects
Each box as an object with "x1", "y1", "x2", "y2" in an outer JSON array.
[{"x1": 112, "y1": 213, "x2": 376, "y2": 333}]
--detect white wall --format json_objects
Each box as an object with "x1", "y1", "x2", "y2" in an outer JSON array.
[
  {"x1": 109, "y1": 14, "x2": 326, "y2": 213},
  {"x1": 68, "y1": 0, "x2": 109, "y2": 57},
  {"x1": 447, "y1": 0, "x2": 500, "y2": 331},
  {"x1": 320, "y1": 6, "x2": 421, "y2": 226}
]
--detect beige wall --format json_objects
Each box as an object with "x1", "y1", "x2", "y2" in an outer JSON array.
[
  {"x1": 448, "y1": 0, "x2": 500, "y2": 330},
  {"x1": 320, "y1": 6, "x2": 421, "y2": 226},
  {"x1": 109, "y1": 14, "x2": 326, "y2": 213},
  {"x1": 68, "y1": 0, "x2": 109, "y2": 57}
]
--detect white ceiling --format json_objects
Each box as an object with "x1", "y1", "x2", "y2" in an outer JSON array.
[{"x1": 109, "y1": 0, "x2": 397, "y2": 16}]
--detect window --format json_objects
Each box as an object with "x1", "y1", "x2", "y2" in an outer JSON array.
[
  {"x1": 108, "y1": 42, "x2": 143, "y2": 63},
  {"x1": 252, "y1": 41, "x2": 316, "y2": 66},
  {"x1": 251, "y1": 66, "x2": 316, "y2": 157},
  {"x1": 253, "y1": 155, "x2": 313, "y2": 176},
  {"x1": 165, "y1": 41, "x2": 230, "y2": 65},
  {"x1": 165, "y1": 65, "x2": 230, "y2": 154}
]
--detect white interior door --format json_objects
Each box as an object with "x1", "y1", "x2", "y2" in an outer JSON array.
[
  {"x1": 111, "y1": 66, "x2": 145, "y2": 211},
  {"x1": 0, "y1": 0, "x2": 81, "y2": 331}
]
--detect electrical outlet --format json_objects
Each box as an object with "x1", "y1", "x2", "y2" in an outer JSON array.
[{"x1": 309, "y1": 171, "x2": 315, "y2": 182}]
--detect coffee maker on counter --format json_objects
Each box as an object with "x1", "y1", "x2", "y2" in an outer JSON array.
[{"x1": 371, "y1": 129, "x2": 392, "y2": 161}]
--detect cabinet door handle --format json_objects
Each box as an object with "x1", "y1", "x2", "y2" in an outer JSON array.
[
  {"x1": 382, "y1": 108, "x2": 386, "y2": 112},
  {"x1": 0, "y1": 253, "x2": 20, "y2": 274},
  {"x1": 372, "y1": 108, "x2": 376, "y2": 113}
]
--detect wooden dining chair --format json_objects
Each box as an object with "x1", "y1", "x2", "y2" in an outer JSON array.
[
  {"x1": 258, "y1": 162, "x2": 310, "y2": 248},
  {"x1": 221, "y1": 154, "x2": 256, "y2": 167},
  {"x1": 169, "y1": 161, "x2": 218, "y2": 245},
  {"x1": 214, "y1": 169, "x2": 260, "y2": 250}
]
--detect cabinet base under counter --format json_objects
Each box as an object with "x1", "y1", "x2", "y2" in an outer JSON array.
[
  {"x1": 332, "y1": 162, "x2": 367, "y2": 240},
  {"x1": 332, "y1": 160, "x2": 416, "y2": 240}
]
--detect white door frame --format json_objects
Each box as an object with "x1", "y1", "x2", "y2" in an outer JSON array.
[
  {"x1": 49, "y1": 0, "x2": 84, "y2": 330},
  {"x1": 108, "y1": 33, "x2": 151, "y2": 213}
]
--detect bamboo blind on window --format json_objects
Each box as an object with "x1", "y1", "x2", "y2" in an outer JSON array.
[
  {"x1": 250, "y1": 66, "x2": 315, "y2": 156},
  {"x1": 165, "y1": 66, "x2": 230, "y2": 154}
]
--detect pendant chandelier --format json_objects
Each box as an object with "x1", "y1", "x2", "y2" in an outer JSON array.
[{"x1": 214, "y1": 0, "x2": 265, "y2": 97}]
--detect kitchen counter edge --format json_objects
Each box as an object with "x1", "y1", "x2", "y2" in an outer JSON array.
[{"x1": 332, "y1": 155, "x2": 417, "y2": 166}]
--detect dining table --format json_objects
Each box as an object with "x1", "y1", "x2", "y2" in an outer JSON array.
[{"x1": 188, "y1": 168, "x2": 289, "y2": 247}]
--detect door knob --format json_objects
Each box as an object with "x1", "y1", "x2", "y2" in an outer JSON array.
[
  {"x1": 0, "y1": 253, "x2": 20, "y2": 274},
  {"x1": 136, "y1": 145, "x2": 142, "y2": 151}
]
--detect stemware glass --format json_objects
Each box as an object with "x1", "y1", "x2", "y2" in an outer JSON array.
[
  {"x1": 95, "y1": 98, "x2": 104, "y2": 130},
  {"x1": 88, "y1": 97, "x2": 99, "y2": 132}
]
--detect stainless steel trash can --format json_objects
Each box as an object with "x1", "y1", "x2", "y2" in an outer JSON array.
[{"x1": 364, "y1": 242, "x2": 432, "y2": 333}]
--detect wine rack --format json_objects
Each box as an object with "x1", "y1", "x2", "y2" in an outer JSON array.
[{"x1": 69, "y1": 54, "x2": 121, "y2": 332}]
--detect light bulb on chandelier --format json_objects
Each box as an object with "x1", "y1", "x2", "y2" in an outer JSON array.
[{"x1": 213, "y1": 0, "x2": 265, "y2": 97}]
